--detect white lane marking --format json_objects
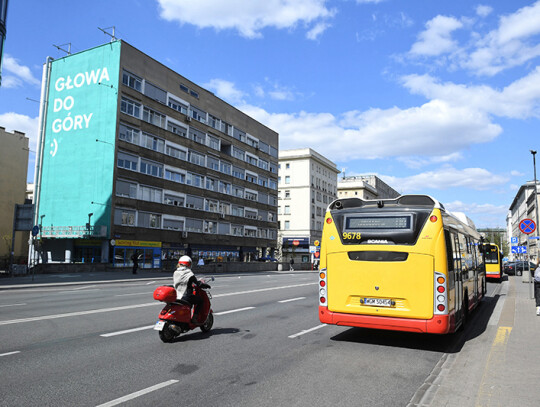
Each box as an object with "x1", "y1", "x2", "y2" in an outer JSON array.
[
  {"x1": 115, "y1": 292, "x2": 153, "y2": 297},
  {"x1": 0, "y1": 303, "x2": 26, "y2": 308},
  {"x1": 0, "y1": 302, "x2": 159, "y2": 326},
  {"x1": 278, "y1": 297, "x2": 306, "y2": 303},
  {"x1": 213, "y1": 282, "x2": 316, "y2": 298},
  {"x1": 58, "y1": 289, "x2": 100, "y2": 294},
  {"x1": 0, "y1": 351, "x2": 21, "y2": 357},
  {"x1": 288, "y1": 324, "x2": 326, "y2": 339},
  {"x1": 96, "y1": 379, "x2": 179, "y2": 407},
  {"x1": 146, "y1": 281, "x2": 156, "y2": 285},
  {"x1": 215, "y1": 307, "x2": 255, "y2": 316},
  {"x1": 72, "y1": 285, "x2": 97, "y2": 290},
  {"x1": 101, "y1": 325, "x2": 154, "y2": 337}
]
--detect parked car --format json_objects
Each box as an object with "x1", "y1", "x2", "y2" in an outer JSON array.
[{"x1": 504, "y1": 261, "x2": 536, "y2": 276}]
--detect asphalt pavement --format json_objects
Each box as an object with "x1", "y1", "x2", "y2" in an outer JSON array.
[{"x1": 2, "y1": 270, "x2": 539, "y2": 406}]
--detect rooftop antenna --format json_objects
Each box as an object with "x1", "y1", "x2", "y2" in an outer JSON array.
[
  {"x1": 342, "y1": 168, "x2": 346, "y2": 179},
  {"x1": 98, "y1": 26, "x2": 117, "y2": 42},
  {"x1": 53, "y1": 43, "x2": 71, "y2": 55}
]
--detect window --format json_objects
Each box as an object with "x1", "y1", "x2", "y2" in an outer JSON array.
[
  {"x1": 142, "y1": 106, "x2": 166, "y2": 128},
  {"x1": 245, "y1": 172, "x2": 257, "y2": 184},
  {"x1": 269, "y1": 212, "x2": 276, "y2": 222},
  {"x1": 120, "y1": 97, "x2": 140, "y2": 118},
  {"x1": 205, "y1": 199, "x2": 219, "y2": 213},
  {"x1": 284, "y1": 205, "x2": 291, "y2": 215},
  {"x1": 188, "y1": 127, "x2": 206, "y2": 144},
  {"x1": 186, "y1": 172, "x2": 204, "y2": 188},
  {"x1": 232, "y1": 147, "x2": 245, "y2": 161},
  {"x1": 269, "y1": 179, "x2": 277, "y2": 190},
  {"x1": 188, "y1": 150, "x2": 205, "y2": 166},
  {"x1": 285, "y1": 190, "x2": 290, "y2": 199},
  {"x1": 167, "y1": 122, "x2": 187, "y2": 138},
  {"x1": 140, "y1": 159, "x2": 163, "y2": 178},
  {"x1": 258, "y1": 159, "x2": 269, "y2": 171},
  {"x1": 219, "y1": 202, "x2": 231, "y2": 215},
  {"x1": 218, "y1": 222, "x2": 231, "y2": 235},
  {"x1": 258, "y1": 192, "x2": 268, "y2": 204},
  {"x1": 219, "y1": 181, "x2": 231, "y2": 194},
  {"x1": 284, "y1": 220, "x2": 290, "y2": 230},
  {"x1": 139, "y1": 185, "x2": 162, "y2": 203},
  {"x1": 204, "y1": 221, "x2": 217, "y2": 234},
  {"x1": 164, "y1": 194, "x2": 185, "y2": 207},
  {"x1": 258, "y1": 176, "x2": 268, "y2": 187},
  {"x1": 114, "y1": 208, "x2": 135, "y2": 226},
  {"x1": 246, "y1": 154, "x2": 258, "y2": 166},
  {"x1": 117, "y1": 152, "x2": 138, "y2": 171},
  {"x1": 185, "y1": 218, "x2": 203, "y2": 232},
  {"x1": 220, "y1": 161, "x2": 232, "y2": 175},
  {"x1": 166, "y1": 145, "x2": 187, "y2": 160},
  {"x1": 232, "y1": 185, "x2": 244, "y2": 198},
  {"x1": 245, "y1": 190, "x2": 257, "y2": 201},
  {"x1": 144, "y1": 82, "x2": 167, "y2": 104},
  {"x1": 119, "y1": 123, "x2": 140, "y2": 144},
  {"x1": 190, "y1": 106, "x2": 207, "y2": 123},
  {"x1": 205, "y1": 177, "x2": 218, "y2": 192},
  {"x1": 259, "y1": 142, "x2": 269, "y2": 154},
  {"x1": 232, "y1": 128, "x2": 246, "y2": 143},
  {"x1": 116, "y1": 179, "x2": 137, "y2": 198},
  {"x1": 207, "y1": 156, "x2": 220, "y2": 171},
  {"x1": 163, "y1": 218, "x2": 184, "y2": 230},
  {"x1": 244, "y1": 228, "x2": 257, "y2": 237},
  {"x1": 269, "y1": 146, "x2": 278, "y2": 158},
  {"x1": 269, "y1": 195, "x2": 278, "y2": 205},
  {"x1": 168, "y1": 98, "x2": 188, "y2": 115},
  {"x1": 138, "y1": 212, "x2": 161, "y2": 229},
  {"x1": 269, "y1": 162, "x2": 278, "y2": 174},
  {"x1": 208, "y1": 114, "x2": 220, "y2": 130},
  {"x1": 232, "y1": 224, "x2": 244, "y2": 236},
  {"x1": 232, "y1": 166, "x2": 245, "y2": 180},
  {"x1": 245, "y1": 209, "x2": 257, "y2": 220},
  {"x1": 122, "y1": 70, "x2": 142, "y2": 92},
  {"x1": 285, "y1": 176, "x2": 290, "y2": 184},
  {"x1": 141, "y1": 132, "x2": 164, "y2": 153},
  {"x1": 185, "y1": 195, "x2": 204, "y2": 210},
  {"x1": 246, "y1": 136, "x2": 259, "y2": 148},
  {"x1": 165, "y1": 169, "x2": 185, "y2": 184},
  {"x1": 220, "y1": 121, "x2": 232, "y2": 136},
  {"x1": 206, "y1": 134, "x2": 220, "y2": 150},
  {"x1": 232, "y1": 206, "x2": 244, "y2": 217}
]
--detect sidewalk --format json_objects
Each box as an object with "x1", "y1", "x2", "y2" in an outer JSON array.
[{"x1": 425, "y1": 276, "x2": 540, "y2": 407}]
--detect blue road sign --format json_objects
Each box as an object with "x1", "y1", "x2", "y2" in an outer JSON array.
[
  {"x1": 519, "y1": 219, "x2": 536, "y2": 234},
  {"x1": 511, "y1": 246, "x2": 527, "y2": 254},
  {"x1": 529, "y1": 236, "x2": 540, "y2": 240},
  {"x1": 511, "y1": 237, "x2": 518, "y2": 244}
]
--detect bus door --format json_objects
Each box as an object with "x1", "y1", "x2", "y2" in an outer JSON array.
[{"x1": 451, "y1": 232, "x2": 463, "y2": 317}]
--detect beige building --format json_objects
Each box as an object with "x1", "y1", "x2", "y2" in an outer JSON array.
[
  {"x1": 338, "y1": 175, "x2": 399, "y2": 200},
  {"x1": 278, "y1": 148, "x2": 339, "y2": 264},
  {"x1": 0, "y1": 127, "x2": 30, "y2": 268},
  {"x1": 507, "y1": 181, "x2": 540, "y2": 262}
]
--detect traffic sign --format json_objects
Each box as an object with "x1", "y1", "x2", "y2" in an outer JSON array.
[
  {"x1": 511, "y1": 245, "x2": 527, "y2": 254},
  {"x1": 529, "y1": 236, "x2": 540, "y2": 240},
  {"x1": 511, "y1": 237, "x2": 518, "y2": 244},
  {"x1": 519, "y1": 219, "x2": 536, "y2": 235}
]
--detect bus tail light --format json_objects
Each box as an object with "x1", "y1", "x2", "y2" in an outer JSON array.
[
  {"x1": 434, "y1": 272, "x2": 447, "y2": 315},
  {"x1": 319, "y1": 268, "x2": 327, "y2": 306}
]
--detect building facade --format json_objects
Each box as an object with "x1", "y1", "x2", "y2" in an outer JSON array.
[
  {"x1": 507, "y1": 181, "x2": 540, "y2": 262},
  {"x1": 278, "y1": 148, "x2": 339, "y2": 264},
  {"x1": 34, "y1": 41, "x2": 279, "y2": 268},
  {"x1": 337, "y1": 175, "x2": 400, "y2": 200},
  {"x1": 0, "y1": 127, "x2": 29, "y2": 268}
]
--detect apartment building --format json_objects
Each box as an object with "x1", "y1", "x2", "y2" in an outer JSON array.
[
  {"x1": 278, "y1": 148, "x2": 339, "y2": 264},
  {"x1": 507, "y1": 181, "x2": 540, "y2": 261},
  {"x1": 33, "y1": 41, "x2": 279, "y2": 267},
  {"x1": 337, "y1": 175, "x2": 399, "y2": 200}
]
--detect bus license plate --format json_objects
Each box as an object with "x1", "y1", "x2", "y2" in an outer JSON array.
[
  {"x1": 154, "y1": 321, "x2": 165, "y2": 331},
  {"x1": 364, "y1": 298, "x2": 392, "y2": 307}
]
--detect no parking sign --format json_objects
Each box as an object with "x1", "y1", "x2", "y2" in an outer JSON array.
[{"x1": 519, "y1": 219, "x2": 536, "y2": 235}]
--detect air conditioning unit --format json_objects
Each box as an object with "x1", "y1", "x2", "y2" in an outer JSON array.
[
  {"x1": 185, "y1": 116, "x2": 192, "y2": 123},
  {"x1": 181, "y1": 231, "x2": 188, "y2": 238},
  {"x1": 257, "y1": 216, "x2": 263, "y2": 220}
]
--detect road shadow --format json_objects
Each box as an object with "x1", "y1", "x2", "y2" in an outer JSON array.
[
  {"x1": 330, "y1": 291, "x2": 502, "y2": 354},
  {"x1": 170, "y1": 327, "x2": 240, "y2": 343}
]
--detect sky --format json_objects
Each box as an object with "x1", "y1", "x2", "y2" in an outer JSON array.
[{"x1": 1, "y1": 0, "x2": 540, "y2": 229}]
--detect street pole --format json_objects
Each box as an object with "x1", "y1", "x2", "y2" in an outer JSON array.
[{"x1": 530, "y1": 150, "x2": 539, "y2": 299}]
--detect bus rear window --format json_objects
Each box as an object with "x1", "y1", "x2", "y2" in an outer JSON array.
[{"x1": 345, "y1": 215, "x2": 412, "y2": 231}]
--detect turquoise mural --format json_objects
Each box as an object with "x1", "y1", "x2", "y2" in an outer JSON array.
[{"x1": 39, "y1": 41, "x2": 121, "y2": 238}]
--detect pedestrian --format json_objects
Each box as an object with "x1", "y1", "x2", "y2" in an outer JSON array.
[
  {"x1": 131, "y1": 250, "x2": 139, "y2": 274},
  {"x1": 535, "y1": 258, "x2": 540, "y2": 316},
  {"x1": 289, "y1": 257, "x2": 294, "y2": 271}
]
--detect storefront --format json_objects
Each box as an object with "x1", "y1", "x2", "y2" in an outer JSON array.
[{"x1": 112, "y1": 239, "x2": 161, "y2": 268}]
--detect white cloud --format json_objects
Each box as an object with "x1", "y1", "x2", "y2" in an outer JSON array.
[
  {"x1": 444, "y1": 200, "x2": 508, "y2": 228},
  {"x1": 0, "y1": 112, "x2": 40, "y2": 152},
  {"x1": 379, "y1": 166, "x2": 509, "y2": 192},
  {"x1": 409, "y1": 15, "x2": 463, "y2": 57},
  {"x1": 2, "y1": 55, "x2": 41, "y2": 88},
  {"x1": 306, "y1": 22, "x2": 331, "y2": 40},
  {"x1": 510, "y1": 170, "x2": 524, "y2": 177},
  {"x1": 204, "y1": 79, "x2": 246, "y2": 104},
  {"x1": 476, "y1": 5, "x2": 493, "y2": 18},
  {"x1": 157, "y1": 0, "x2": 336, "y2": 39},
  {"x1": 397, "y1": 152, "x2": 464, "y2": 169}
]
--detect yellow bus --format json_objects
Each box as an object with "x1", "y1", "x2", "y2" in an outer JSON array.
[
  {"x1": 318, "y1": 195, "x2": 486, "y2": 334},
  {"x1": 483, "y1": 243, "x2": 503, "y2": 282}
]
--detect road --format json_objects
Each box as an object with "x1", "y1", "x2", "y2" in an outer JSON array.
[{"x1": 0, "y1": 273, "x2": 502, "y2": 407}]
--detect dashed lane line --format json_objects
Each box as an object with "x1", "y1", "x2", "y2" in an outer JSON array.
[
  {"x1": 0, "y1": 351, "x2": 21, "y2": 357},
  {"x1": 214, "y1": 307, "x2": 255, "y2": 316},
  {"x1": 278, "y1": 297, "x2": 306, "y2": 303},
  {"x1": 288, "y1": 324, "x2": 326, "y2": 339},
  {"x1": 100, "y1": 325, "x2": 155, "y2": 337},
  {"x1": 95, "y1": 380, "x2": 179, "y2": 407}
]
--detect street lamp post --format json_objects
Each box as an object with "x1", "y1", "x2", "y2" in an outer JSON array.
[{"x1": 532, "y1": 150, "x2": 539, "y2": 260}]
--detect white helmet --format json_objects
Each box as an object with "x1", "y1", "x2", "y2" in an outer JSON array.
[{"x1": 178, "y1": 255, "x2": 192, "y2": 267}]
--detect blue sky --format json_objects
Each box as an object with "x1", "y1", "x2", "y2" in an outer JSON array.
[{"x1": 1, "y1": 0, "x2": 540, "y2": 228}]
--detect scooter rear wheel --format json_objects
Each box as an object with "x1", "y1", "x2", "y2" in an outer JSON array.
[
  {"x1": 158, "y1": 322, "x2": 176, "y2": 343},
  {"x1": 200, "y1": 312, "x2": 214, "y2": 333}
]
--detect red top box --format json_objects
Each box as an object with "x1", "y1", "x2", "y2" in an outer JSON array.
[{"x1": 153, "y1": 286, "x2": 177, "y2": 302}]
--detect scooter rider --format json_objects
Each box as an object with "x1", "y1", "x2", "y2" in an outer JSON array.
[{"x1": 173, "y1": 256, "x2": 203, "y2": 323}]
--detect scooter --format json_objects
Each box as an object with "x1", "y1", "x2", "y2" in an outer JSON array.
[{"x1": 153, "y1": 277, "x2": 214, "y2": 343}]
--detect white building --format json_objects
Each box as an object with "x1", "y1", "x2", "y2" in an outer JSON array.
[
  {"x1": 278, "y1": 148, "x2": 339, "y2": 264},
  {"x1": 338, "y1": 175, "x2": 399, "y2": 200},
  {"x1": 507, "y1": 181, "x2": 540, "y2": 261}
]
